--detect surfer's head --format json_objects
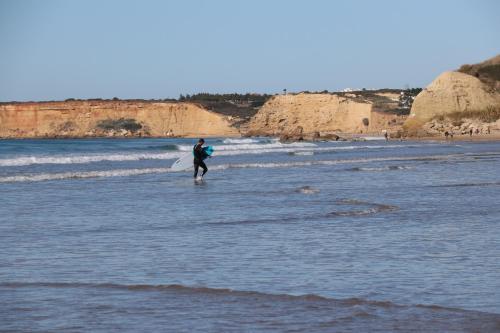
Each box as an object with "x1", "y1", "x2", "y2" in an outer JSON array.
[{"x1": 198, "y1": 138, "x2": 205, "y2": 144}]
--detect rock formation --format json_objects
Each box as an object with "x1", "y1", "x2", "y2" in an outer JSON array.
[
  {"x1": 405, "y1": 72, "x2": 500, "y2": 127},
  {"x1": 0, "y1": 91, "x2": 410, "y2": 139},
  {"x1": 0, "y1": 100, "x2": 239, "y2": 138},
  {"x1": 245, "y1": 93, "x2": 406, "y2": 139},
  {"x1": 404, "y1": 55, "x2": 500, "y2": 135}
]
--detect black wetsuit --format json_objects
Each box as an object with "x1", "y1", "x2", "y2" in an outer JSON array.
[{"x1": 193, "y1": 144, "x2": 208, "y2": 178}]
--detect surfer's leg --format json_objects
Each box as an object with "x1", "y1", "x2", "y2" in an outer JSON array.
[
  {"x1": 200, "y1": 161, "x2": 208, "y2": 176},
  {"x1": 194, "y1": 162, "x2": 199, "y2": 178}
]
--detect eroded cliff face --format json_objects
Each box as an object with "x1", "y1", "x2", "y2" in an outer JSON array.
[
  {"x1": 405, "y1": 71, "x2": 500, "y2": 130},
  {"x1": 0, "y1": 93, "x2": 408, "y2": 139},
  {"x1": 0, "y1": 101, "x2": 239, "y2": 138},
  {"x1": 245, "y1": 93, "x2": 404, "y2": 137}
]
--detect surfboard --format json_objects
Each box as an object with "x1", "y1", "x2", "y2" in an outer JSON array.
[
  {"x1": 170, "y1": 146, "x2": 214, "y2": 171},
  {"x1": 202, "y1": 146, "x2": 214, "y2": 158}
]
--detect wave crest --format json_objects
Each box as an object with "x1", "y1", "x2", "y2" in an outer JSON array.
[
  {"x1": 0, "y1": 282, "x2": 442, "y2": 310},
  {"x1": 0, "y1": 154, "x2": 465, "y2": 183},
  {"x1": 1, "y1": 281, "x2": 491, "y2": 315},
  {"x1": 0, "y1": 143, "x2": 431, "y2": 167}
]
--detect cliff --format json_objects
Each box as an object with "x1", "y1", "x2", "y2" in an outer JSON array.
[
  {"x1": 403, "y1": 54, "x2": 500, "y2": 136},
  {"x1": 244, "y1": 92, "x2": 406, "y2": 138},
  {"x1": 0, "y1": 100, "x2": 240, "y2": 138},
  {"x1": 405, "y1": 71, "x2": 500, "y2": 130}
]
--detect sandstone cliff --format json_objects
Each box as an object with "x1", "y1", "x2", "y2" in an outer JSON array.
[
  {"x1": 405, "y1": 55, "x2": 500, "y2": 135},
  {"x1": 405, "y1": 71, "x2": 500, "y2": 128},
  {"x1": 0, "y1": 100, "x2": 239, "y2": 138},
  {"x1": 245, "y1": 93, "x2": 406, "y2": 138}
]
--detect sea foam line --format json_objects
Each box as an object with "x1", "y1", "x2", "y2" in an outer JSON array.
[
  {"x1": 0, "y1": 142, "x2": 314, "y2": 167},
  {"x1": 0, "y1": 143, "x2": 423, "y2": 167},
  {"x1": 0, "y1": 154, "x2": 462, "y2": 183}
]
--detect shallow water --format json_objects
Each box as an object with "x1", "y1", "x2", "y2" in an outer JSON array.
[{"x1": 1, "y1": 137, "x2": 500, "y2": 332}]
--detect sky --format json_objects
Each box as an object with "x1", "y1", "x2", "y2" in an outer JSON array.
[{"x1": 0, "y1": 0, "x2": 499, "y2": 101}]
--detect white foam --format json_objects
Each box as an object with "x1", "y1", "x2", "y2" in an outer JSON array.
[
  {"x1": 0, "y1": 143, "x2": 426, "y2": 167},
  {"x1": 0, "y1": 167, "x2": 171, "y2": 183},
  {"x1": 0, "y1": 152, "x2": 183, "y2": 167},
  {"x1": 176, "y1": 141, "x2": 317, "y2": 152},
  {"x1": 292, "y1": 151, "x2": 314, "y2": 156},
  {"x1": 0, "y1": 154, "x2": 462, "y2": 183},
  {"x1": 222, "y1": 138, "x2": 262, "y2": 144}
]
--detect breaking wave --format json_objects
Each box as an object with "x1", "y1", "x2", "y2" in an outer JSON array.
[
  {"x1": 290, "y1": 151, "x2": 314, "y2": 156},
  {"x1": 0, "y1": 154, "x2": 464, "y2": 183},
  {"x1": 0, "y1": 153, "x2": 181, "y2": 167},
  {"x1": 0, "y1": 143, "x2": 424, "y2": 167},
  {"x1": 0, "y1": 168, "x2": 171, "y2": 183},
  {"x1": 175, "y1": 141, "x2": 316, "y2": 151},
  {"x1": 221, "y1": 138, "x2": 270, "y2": 144}
]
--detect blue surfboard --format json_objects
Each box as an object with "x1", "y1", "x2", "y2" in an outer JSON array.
[
  {"x1": 202, "y1": 146, "x2": 214, "y2": 159},
  {"x1": 192, "y1": 146, "x2": 214, "y2": 160}
]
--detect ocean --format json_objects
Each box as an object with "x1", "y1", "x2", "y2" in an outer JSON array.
[{"x1": 1, "y1": 137, "x2": 499, "y2": 332}]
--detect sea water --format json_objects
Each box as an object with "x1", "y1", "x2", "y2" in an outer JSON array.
[{"x1": 1, "y1": 137, "x2": 499, "y2": 332}]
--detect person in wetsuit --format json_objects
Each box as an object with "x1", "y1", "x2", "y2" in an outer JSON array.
[{"x1": 193, "y1": 138, "x2": 208, "y2": 179}]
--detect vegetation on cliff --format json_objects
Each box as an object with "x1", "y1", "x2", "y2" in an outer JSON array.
[
  {"x1": 96, "y1": 118, "x2": 143, "y2": 132},
  {"x1": 178, "y1": 93, "x2": 272, "y2": 119},
  {"x1": 458, "y1": 55, "x2": 500, "y2": 90},
  {"x1": 179, "y1": 93, "x2": 270, "y2": 106}
]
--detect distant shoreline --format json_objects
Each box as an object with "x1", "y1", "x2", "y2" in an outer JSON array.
[
  {"x1": 2, "y1": 133, "x2": 500, "y2": 143},
  {"x1": 403, "y1": 133, "x2": 500, "y2": 142}
]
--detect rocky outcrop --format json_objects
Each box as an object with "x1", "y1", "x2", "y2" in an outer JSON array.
[
  {"x1": 405, "y1": 55, "x2": 500, "y2": 135},
  {"x1": 245, "y1": 93, "x2": 406, "y2": 139},
  {"x1": 405, "y1": 71, "x2": 500, "y2": 129},
  {"x1": 422, "y1": 117, "x2": 497, "y2": 136},
  {"x1": 0, "y1": 100, "x2": 239, "y2": 138}
]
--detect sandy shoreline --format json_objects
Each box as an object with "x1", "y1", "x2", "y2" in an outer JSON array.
[
  {"x1": 2, "y1": 133, "x2": 500, "y2": 142},
  {"x1": 400, "y1": 133, "x2": 500, "y2": 142}
]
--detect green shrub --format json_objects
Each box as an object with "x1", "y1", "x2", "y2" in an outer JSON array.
[
  {"x1": 478, "y1": 64, "x2": 500, "y2": 81},
  {"x1": 97, "y1": 118, "x2": 142, "y2": 132}
]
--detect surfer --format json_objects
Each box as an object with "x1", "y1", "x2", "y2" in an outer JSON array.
[{"x1": 193, "y1": 138, "x2": 209, "y2": 179}]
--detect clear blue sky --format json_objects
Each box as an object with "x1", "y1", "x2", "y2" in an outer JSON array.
[{"x1": 1, "y1": 0, "x2": 498, "y2": 101}]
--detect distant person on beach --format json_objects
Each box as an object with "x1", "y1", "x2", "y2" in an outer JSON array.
[
  {"x1": 470, "y1": 129, "x2": 473, "y2": 136},
  {"x1": 384, "y1": 132, "x2": 389, "y2": 141},
  {"x1": 444, "y1": 131, "x2": 449, "y2": 139},
  {"x1": 193, "y1": 138, "x2": 209, "y2": 179}
]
